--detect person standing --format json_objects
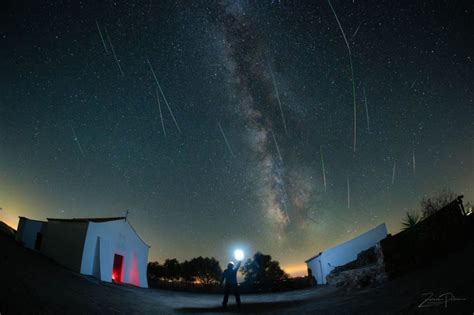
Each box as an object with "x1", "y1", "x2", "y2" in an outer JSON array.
[{"x1": 220, "y1": 260, "x2": 241, "y2": 309}]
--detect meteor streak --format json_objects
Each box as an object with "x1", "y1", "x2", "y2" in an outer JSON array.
[
  {"x1": 363, "y1": 86, "x2": 370, "y2": 133},
  {"x1": 268, "y1": 64, "x2": 288, "y2": 135},
  {"x1": 347, "y1": 175, "x2": 351, "y2": 209},
  {"x1": 71, "y1": 126, "x2": 85, "y2": 158},
  {"x1": 105, "y1": 27, "x2": 124, "y2": 76},
  {"x1": 392, "y1": 161, "x2": 396, "y2": 184},
  {"x1": 280, "y1": 179, "x2": 291, "y2": 224},
  {"x1": 155, "y1": 88, "x2": 166, "y2": 137},
  {"x1": 271, "y1": 130, "x2": 283, "y2": 163},
  {"x1": 95, "y1": 20, "x2": 109, "y2": 54},
  {"x1": 146, "y1": 57, "x2": 181, "y2": 133},
  {"x1": 320, "y1": 145, "x2": 327, "y2": 192},
  {"x1": 218, "y1": 122, "x2": 234, "y2": 157},
  {"x1": 327, "y1": 0, "x2": 357, "y2": 152},
  {"x1": 351, "y1": 22, "x2": 362, "y2": 40},
  {"x1": 412, "y1": 149, "x2": 416, "y2": 176}
]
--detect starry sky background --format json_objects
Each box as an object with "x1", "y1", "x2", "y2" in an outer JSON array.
[{"x1": 1, "y1": 0, "x2": 472, "y2": 275}]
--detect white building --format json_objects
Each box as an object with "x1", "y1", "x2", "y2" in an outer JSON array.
[
  {"x1": 16, "y1": 216, "x2": 46, "y2": 250},
  {"x1": 305, "y1": 223, "x2": 387, "y2": 285},
  {"x1": 16, "y1": 216, "x2": 150, "y2": 288}
]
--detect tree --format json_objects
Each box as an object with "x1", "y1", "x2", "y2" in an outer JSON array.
[
  {"x1": 241, "y1": 252, "x2": 288, "y2": 289},
  {"x1": 401, "y1": 211, "x2": 420, "y2": 230},
  {"x1": 180, "y1": 260, "x2": 195, "y2": 282},
  {"x1": 163, "y1": 258, "x2": 181, "y2": 281},
  {"x1": 420, "y1": 189, "x2": 457, "y2": 219},
  {"x1": 148, "y1": 257, "x2": 222, "y2": 285},
  {"x1": 147, "y1": 261, "x2": 165, "y2": 281},
  {"x1": 182, "y1": 257, "x2": 222, "y2": 285}
]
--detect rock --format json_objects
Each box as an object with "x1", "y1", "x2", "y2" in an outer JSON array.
[
  {"x1": 326, "y1": 264, "x2": 387, "y2": 289},
  {"x1": 326, "y1": 243, "x2": 387, "y2": 289}
]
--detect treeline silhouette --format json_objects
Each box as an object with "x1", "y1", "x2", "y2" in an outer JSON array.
[{"x1": 147, "y1": 252, "x2": 312, "y2": 293}]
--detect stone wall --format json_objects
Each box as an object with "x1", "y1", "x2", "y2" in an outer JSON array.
[{"x1": 326, "y1": 244, "x2": 387, "y2": 288}]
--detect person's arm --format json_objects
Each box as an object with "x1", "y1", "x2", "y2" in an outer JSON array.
[{"x1": 235, "y1": 260, "x2": 242, "y2": 270}]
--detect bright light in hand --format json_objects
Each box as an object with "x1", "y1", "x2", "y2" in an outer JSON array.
[{"x1": 234, "y1": 249, "x2": 244, "y2": 261}]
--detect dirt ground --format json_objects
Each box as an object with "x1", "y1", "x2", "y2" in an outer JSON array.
[{"x1": 0, "y1": 232, "x2": 473, "y2": 314}]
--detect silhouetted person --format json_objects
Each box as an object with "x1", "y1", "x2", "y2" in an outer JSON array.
[{"x1": 220, "y1": 261, "x2": 241, "y2": 309}]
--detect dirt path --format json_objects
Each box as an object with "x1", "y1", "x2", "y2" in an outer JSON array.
[{"x1": 1, "y1": 233, "x2": 473, "y2": 314}]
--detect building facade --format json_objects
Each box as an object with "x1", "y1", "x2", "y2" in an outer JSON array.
[
  {"x1": 16, "y1": 216, "x2": 149, "y2": 288},
  {"x1": 305, "y1": 223, "x2": 387, "y2": 285}
]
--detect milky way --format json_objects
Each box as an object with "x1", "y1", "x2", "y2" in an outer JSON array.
[{"x1": 212, "y1": 1, "x2": 321, "y2": 237}]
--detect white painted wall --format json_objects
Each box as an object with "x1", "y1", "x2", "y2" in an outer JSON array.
[
  {"x1": 306, "y1": 254, "x2": 324, "y2": 285},
  {"x1": 15, "y1": 217, "x2": 45, "y2": 250},
  {"x1": 306, "y1": 223, "x2": 387, "y2": 284},
  {"x1": 80, "y1": 219, "x2": 149, "y2": 288}
]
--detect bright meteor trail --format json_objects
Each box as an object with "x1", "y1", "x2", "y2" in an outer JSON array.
[
  {"x1": 363, "y1": 86, "x2": 370, "y2": 133},
  {"x1": 268, "y1": 63, "x2": 289, "y2": 136},
  {"x1": 104, "y1": 27, "x2": 124, "y2": 76},
  {"x1": 327, "y1": 0, "x2": 357, "y2": 152},
  {"x1": 320, "y1": 145, "x2": 327, "y2": 193},
  {"x1": 271, "y1": 130, "x2": 283, "y2": 163},
  {"x1": 146, "y1": 57, "x2": 181, "y2": 133},
  {"x1": 347, "y1": 175, "x2": 351, "y2": 209},
  {"x1": 95, "y1": 20, "x2": 108, "y2": 54},
  {"x1": 155, "y1": 88, "x2": 166, "y2": 137}
]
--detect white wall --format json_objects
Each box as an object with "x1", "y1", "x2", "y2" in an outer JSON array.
[
  {"x1": 306, "y1": 223, "x2": 387, "y2": 284},
  {"x1": 80, "y1": 219, "x2": 149, "y2": 288},
  {"x1": 306, "y1": 255, "x2": 324, "y2": 285},
  {"x1": 15, "y1": 217, "x2": 45, "y2": 250}
]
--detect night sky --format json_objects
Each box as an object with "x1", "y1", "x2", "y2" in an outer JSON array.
[{"x1": 1, "y1": 0, "x2": 472, "y2": 275}]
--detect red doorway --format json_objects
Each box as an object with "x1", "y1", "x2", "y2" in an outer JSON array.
[{"x1": 112, "y1": 254, "x2": 123, "y2": 283}]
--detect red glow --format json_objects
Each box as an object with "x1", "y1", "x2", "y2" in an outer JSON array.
[
  {"x1": 130, "y1": 255, "x2": 140, "y2": 286},
  {"x1": 112, "y1": 254, "x2": 123, "y2": 283}
]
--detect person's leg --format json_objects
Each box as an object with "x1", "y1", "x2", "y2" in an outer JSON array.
[
  {"x1": 222, "y1": 286, "x2": 230, "y2": 308},
  {"x1": 234, "y1": 285, "x2": 241, "y2": 307}
]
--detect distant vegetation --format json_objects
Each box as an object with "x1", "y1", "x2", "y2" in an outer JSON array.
[
  {"x1": 420, "y1": 188, "x2": 457, "y2": 219},
  {"x1": 401, "y1": 211, "x2": 420, "y2": 231},
  {"x1": 148, "y1": 256, "x2": 222, "y2": 286},
  {"x1": 385, "y1": 192, "x2": 472, "y2": 279},
  {"x1": 240, "y1": 252, "x2": 289, "y2": 290},
  {"x1": 147, "y1": 252, "x2": 311, "y2": 293},
  {"x1": 401, "y1": 189, "x2": 463, "y2": 230}
]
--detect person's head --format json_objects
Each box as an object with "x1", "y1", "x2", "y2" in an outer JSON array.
[{"x1": 227, "y1": 261, "x2": 235, "y2": 269}]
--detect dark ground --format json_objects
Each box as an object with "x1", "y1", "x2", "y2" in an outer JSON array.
[{"x1": 0, "y1": 229, "x2": 473, "y2": 314}]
